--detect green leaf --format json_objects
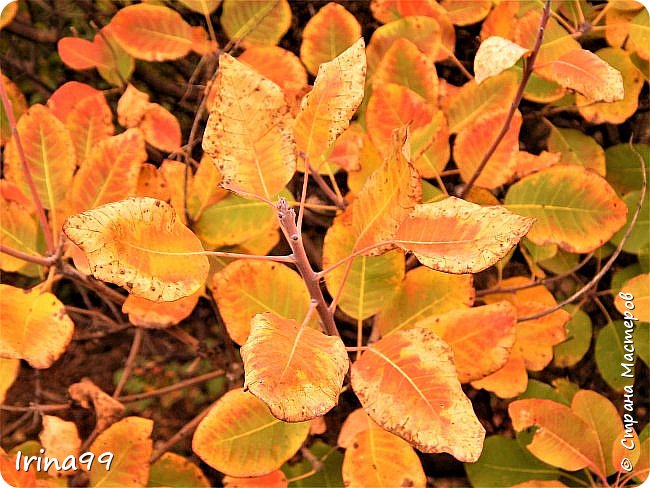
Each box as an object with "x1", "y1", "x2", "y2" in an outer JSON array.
[
  {"x1": 282, "y1": 441, "x2": 344, "y2": 487},
  {"x1": 553, "y1": 306, "x2": 592, "y2": 368},
  {"x1": 546, "y1": 123, "x2": 606, "y2": 175},
  {"x1": 465, "y1": 436, "x2": 561, "y2": 487},
  {"x1": 595, "y1": 321, "x2": 649, "y2": 391},
  {"x1": 605, "y1": 143, "x2": 650, "y2": 196},
  {"x1": 609, "y1": 190, "x2": 650, "y2": 255},
  {"x1": 517, "y1": 379, "x2": 570, "y2": 406},
  {"x1": 148, "y1": 453, "x2": 210, "y2": 487}
]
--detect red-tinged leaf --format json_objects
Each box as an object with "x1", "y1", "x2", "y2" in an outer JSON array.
[
  {"x1": 241, "y1": 313, "x2": 349, "y2": 421},
  {"x1": 238, "y1": 46, "x2": 307, "y2": 98},
  {"x1": 516, "y1": 151, "x2": 562, "y2": 178},
  {"x1": 106, "y1": 4, "x2": 195, "y2": 61},
  {"x1": 93, "y1": 28, "x2": 135, "y2": 87},
  {"x1": 64, "y1": 91, "x2": 114, "y2": 167},
  {"x1": 411, "y1": 111, "x2": 451, "y2": 178},
  {"x1": 615, "y1": 273, "x2": 649, "y2": 322},
  {"x1": 122, "y1": 289, "x2": 201, "y2": 328},
  {"x1": 338, "y1": 408, "x2": 373, "y2": 448},
  {"x1": 471, "y1": 352, "x2": 529, "y2": 399},
  {"x1": 375, "y1": 266, "x2": 474, "y2": 336},
  {"x1": 0, "y1": 74, "x2": 27, "y2": 146},
  {"x1": 509, "y1": 399, "x2": 604, "y2": 474},
  {"x1": 65, "y1": 128, "x2": 146, "y2": 215},
  {"x1": 300, "y1": 2, "x2": 362, "y2": 76},
  {"x1": 223, "y1": 470, "x2": 288, "y2": 488},
  {"x1": 209, "y1": 260, "x2": 315, "y2": 345},
  {"x1": 57, "y1": 37, "x2": 104, "y2": 70},
  {"x1": 88, "y1": 417, "x2": 153, "y2": 487},
  {"x1": 193, "y1": 389, "x2": 309, "y2": 477},
  {"x1": 1, "y1": 449, "x2": 37, "y2": 487},
  {"x1": 394, "y1": 197, "x2": 534, "y2": 274},
  {"x1": 447, "y1": 70, "x2": 518, "y2": 133},
  {"x1": 190, "y1": 25, "x2": 218, "y2": 56},
  {"x1": 220, "y1": 0, "x2": 291, "y2": 47},
  {"x1": 351, "y1": 328, "x2": 485, "y2": 461},
  {"x1": 505, "y1": 166, "x2": 628, "y2": 253},
  {"x1": 372, "y1": 37, "x2": 439, "y2": 102},
  {"x1": 343, "y1": 423, "x2": 426, "y2": 488},
  {"x1": 1, "y1": 199, "x2": 39, "y2": 273},
  {"x1": 454, "y1": 109, "x2": 522, "y2": 189},
  {"x1": 325, "y1": 124, "x2": 363, "y2": 172},
  {"x1": 4, "y1": 104, "x2": 76, "y2": 238},
  {"x1": 0, "y1": 285, "x2": 74, "y2": 369},
  {"x1": 480, "y1": 1, "x2": 519, "y2": 40},
  {"x1": 542, "y1": 49, "x2": 624, "y2": 102},
  {"x1": 415, "y1": 301, "x2": 517, "y2": 383},
  {"x1": 203, "y1": 53, "x2": 295, "y2": 199},
  {"x1": 140, "y1": 103, "x2": 182, "y2": 153},
  {"x1": 0, "y1": 1, "x2": 18, "y2": 29},
  {"x1": 294, "y1": 38, "x2": 366, "y2": 170},
  {"x1": 117, "y1": 84, "x2": 150, "y2": 128},
  {"x1": 366, "y1": 83, "x2": 435, "y2": 158},
  {"x1": 546, "y1": 123, "x2": 605, "y2": 175},
  {"x1": 136, "y1": 163, "x2": 170, "y2": 201},
  {"x1": 441, "y1": 0, "x2": 491, "y2": 26},
  {"x1": 149, "y1": 452, "x2": 211, "y2": 488},
  {"x1": 576, "y1": 48, "x2": 644, "y2": 125},
  {"x1": 63, "y1": 197, "x2": 209, "y2": 302},
  {"x1": 474, "y1": 36, "x2": 529, "y2": 84},
  {"x1": 369, "y1": 0, "x2": 455, "y2": 62},
  {"x1": 366, "y1": 16, "x2": 442, "y2": 74}
]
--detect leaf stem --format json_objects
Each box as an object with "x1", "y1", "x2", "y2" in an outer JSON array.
[
  {"x1": 309, "y1": 166, "x2": 347, "y2": 210},
  {"x1": 0, "y1": 73, "x2": 55, "y2": 254},
  {"x1": 0, "y1": 243, "x2": 58, "y2": 267},
  {"x1": 458, "y1": 0, "x2": 552, "y2": 198},
  {"x1": 276, "y1": 198, "x2": 339, "y2": 337}
]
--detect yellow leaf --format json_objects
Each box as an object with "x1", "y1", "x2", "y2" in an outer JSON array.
[
  {"x1": 63, "y1": 197, "x2": 209, "y2": 302},
  {"x1": 220, "y1": 0, "x2": 291, "y2": 47},
  {"x1": 294, "y1": 38, "x2": 366, "y2": 169},
  {"x1": 202, "y1": 53, "x2": 295, "y2": 200},
  {"x1": 39, "y1": 416, "x2": 81, "y2": 477},
  {"x1": 241, "y1": 313, "x2": 349, "y2": 421},
  {"x1": 0, "y1": 199, "x2": 39, "y2": 273},
  {"x1": 192, "y1": 389, "x2": 309, "y2": 477},
  {"x1": 394, "y1": 197, "x2": 534, "y2": 274},
  {"x1": 441, "y1": 0, "x2": 491, "y2": 26},
  {"x1": 0, "y1": 358, "x2": 20, "y2": 403},
  {"x1": 351, "y1": 328, "x2": 485, "y2": 461},
  {"x1": 223, "y1": 470, "x2": 288, "y2": 488},
  {"x1": 0, "y1": 285, "x2": 74, "y2": 369},
  {"x1": 474, "y1": 36, "x2": 529, "y2": 84},
  {"x1": 122, "y1": 289, "x2": 201, "y2": 328}
]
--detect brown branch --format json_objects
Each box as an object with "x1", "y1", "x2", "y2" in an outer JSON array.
[
  {"x1": 112, "y1": 329, "x2": 144, "y2": 398},
  {"x1": 62, "y1": 264, "x2": 127, "y2": 304},
  {"x1": 149, "y1": 404, "x2": 212, "y2": 464},
  {"x1": 309, "y1": 167, "x2": 347, "y2": 210},
  {"x1": 0, "y1": 403, "x2": 71, "y2": 412},
  {"x1": 277, "y1": 198, "x2": 339, "y2": 337},
  {"x1": 458, "y1": 0, "x2": 552, "y2": 198},
  {"x1": 4, "y1": 18, "x2": 57, "y2": 43},
  {"x1": 0, "y1": 73, "x2": 55, "y2": 254},
  {"x1": 118, "y1": 370, "x2": 225, "y2": 403},
  {"x1": 0, "y1": 243, "x2": 58, "y2": 267}
]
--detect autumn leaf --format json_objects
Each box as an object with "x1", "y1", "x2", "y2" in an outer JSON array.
[
  {"x1": 223, "y1": 471, "x2": 287, "y2": 488},
  {"x1": 300, "y1": 2, "x2": 362, "y2": 76},
  {"x1": 238, "y1": 46, "x2": 307, "y2": 99},
  {"x1": 149, "y1": 452, "x2": 211, "y2": 488},
  {"x1": 63, "y1": 197, "x2": 209, "y2": 302},
  {"x1": 394, "y1": 197, "x2": 534, "y2": 274},
  {"x1": 220, "y1": 0, "x2": 291, "y2": 47},
  {"x1": 117, "y1": 84, "x2": 151, "y2": 128},
  {"x1": 209, "y1": 260, "x2": 315, "y2": 345},
  {"x1": 505, "y1": 166, "x2": 628, "y2": 253},
  {"x1": 122, "y1": 289, "x2": 201, "y2": 328},
  {"x1": 39, "y1": 416, "x2": 81, "y2": 477},
  {"x1": 294, "y1": 38, "x2": 366, "y2": 169},
  {"x1": 241, "y1": 313, "x2": 349, "y2": 421},
  {"x1": 0, "y1": 285, "x2": 74, "y2": 369},
  {"x1": 0, "y1": 198, "x2": 39, "y2": 273},
  {"x1": 203, "y1": 53, "x2": 295, "y2": 200},
  {"x1": 542, "y1": 49, "x2": 624, "y2": 102},
  {"x1": 545, "y1": 122, "x2": 606, "y2": 175},
  {"x1": 441, "y1": 0, "x2": 491, "y2": 26},
  {"x1": 0, "y1": 74, "x2": 27, "y2": 146},
  {"x1": 139, "y1": 103, "x2": 182, "y2": 153},
  {"x1": 615, "y1": 273, "x2": 649, "y2": 322},
  {"x1": 351, "y1": 328, "x2": 485, "y2": 462},
  {"x1": 192, "y1": 389, "x2": 309, "y2": 477},
  {"x1": 0, "y1": 358, "x2": 19, "y2": 403},
  {"x1": 474, "y1": 36, "x2": 529, "y2": 84},
  {"x1": 63, "y1": 91, "x2": 114, "y2": 167}
]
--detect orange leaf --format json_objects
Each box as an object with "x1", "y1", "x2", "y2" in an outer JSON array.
[
  {"x1": 471, "y1": 352, "x2": 529, "y2": 398},
  {"x1": 140, "y1": 103, "x2": 182, "y2": 153},
  {"x1": 238, "y1": 46, "x2": 307, "y2": 98},
  {"x1": 342, "y1": 421, "x2": 426, "y2": 488},
  {"x1": 300, "y1": 2, "x2": 362, "y2": 76},
  {"x1": 372, "y1": 37, "x2": 439, "y2": 102},
  {"x1": 187, "y1": 154, "x2": 228, "y2": 221},
  {"x1": 64, "y1": 91, "x2": 114, "y2": 167},
  {"x1": 65, "y1": 128, "x2": 146, "y2": 215},
  {"x1": 515, "y1": 151, "x2": 562, "y2": 178},
  {"x1": 39, "y1": 416, "x2": 81, "y2": 477},
  {"x1": 220, "y1": 0, "x2": 291, "y2": 48},
  {"x1": 338, "y1": 408, "x2": 372, "y2": 448},
  {"x1": 509, "y1": 399, "x2": 605, "y2": 475},
  {"x1": 192, "y1": 389, "x2": 309, "y2": 477},
  {"x1": 394, "y1": 197, "x2": 534, "y2": 274},
  {"x1": 122, "y1": 288, "x2": 201, "y2": 328},
  {"x1": 159, "y1": 160, "x2": 188, "y2": 225},
  {"x1": 209, "y1": 260, "x2": 315, "y2": 345},
  {"x1": 415, "y1": 301, "x2": 517, "y2": 382},
  {"x1": 117, "y1": 84, "x2": 150, "y2": 128},
  {"x1": 454, "y1": 109, "x2": 522, "y2": 189},
  {"x1": 0, "y1": 358, "x2": 20, "y2": 403},
  {"x1": 223, "y1": 470, "x2": 288, "y2": 488},
  {"x1": 241, "y1": 313, "x2": 349, "y2": 421},
  {"x1": 203, "y1": 53, "x2": 295, "y2": 199},
  {"x1": 543, "y1": 49, "x2": 624, "y2": 102},
  {"x1": 106, "y1": 4, "x2": 195, "y2": 61},
  {"x1": 294, "y1": 38, "x2": 366, "y2": 169},
  {"x1": 352, "y1": 328, "x2": 485, "y2": 461},
  {"x1": 480, "y1": 1, "x2": 518, "y2": 40},
  {"x1": 375, "y1": 266, "x2": 475, "y2": 336},
  {"x1": 63, "y1": 197, "x2": 209, "y2": 302},
  {"x1": 474, "y1": 36, "x2": 529, "y2": 84},
  {"x1": 149, "y1": 452, "x2": 211, "y2": 488},
  {"x1": 88, "y1": 417, "x2": 153, "y2": 487},
  {"x1": 57, "y1": 37, "x2": 104, "y2": 70},
  {"x1": 441, "y1": 0, "x2": 491, "y2": 26},
  {"x1": 0, "y1": 285, "x2": 74, "y2": 369},
  {"x1": 136, "y1": 163, "x2": 170, "y2": 202}
]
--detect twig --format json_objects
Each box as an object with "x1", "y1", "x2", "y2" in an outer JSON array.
[
  {"x1": 518, "y1": 147, "x2": 646, "y2": 322},
  {"x1": 309, "y1": 168, "x2": 347, "y2": 210},
  {"x1": 4, "y1": 18, "x2": 57, "y2": 43},
  {"x1": 458, "y1": 0, "x2": 552, "y2": 198},
  {"x1": 149, "y1": 404, "x2": 212, "y2": 464},
  {"x1": 118, "y1": 370, "x2": 225, "y2": 403},
  {"x1": 0, "y1": 73, "x2": 55, "y2": 254},
  {"x1": 0, "y1": 243, "x2": 58, "y2": 267},
  {"x1": 297, "y1": 154, "x2": 312, "y2": 234},
  {"x1": 276, "y1": 199, "x2": 339, "y2": 337},
  {"x1": 113, "y1": 329, "x2": 144, "y2": 398},
  {"x1": 0, "y1": 403, "x2": 70, "y2": 412},
  {"x1": 62, "y1": 264, "x2": 127, "y2": 304}
]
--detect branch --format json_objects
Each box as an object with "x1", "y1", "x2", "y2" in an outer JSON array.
[
  {"x1": 112, "y1": 328, "x2": 144, "y2": 398},
  {"x1": 4, "y1": 18, "x2": 57, "y2": 43},
  {"x1": 149, "y1": 404, "x2": 212, "y2": 464},
  {"x1": 0, "y1": 243, "x2": 58, "y2": 267},
  {"x1": 458, "y1": 0, "x2": 552, "y2": 198},
  {"x1": 309, "y1": 167, "x2": 347, "y2": 210},
  {"x1": 118, "y1": 370, "x2": 225, "y2": 403}
]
